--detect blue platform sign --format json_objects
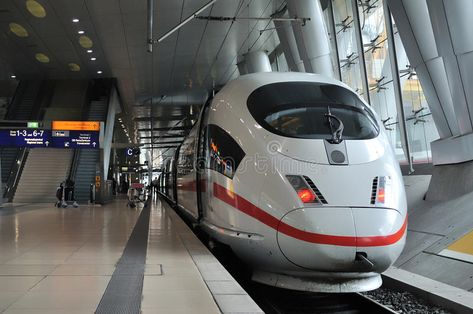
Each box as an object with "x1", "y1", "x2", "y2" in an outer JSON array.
[
  {"x1": 0, "y1": 129, "x2": 100, "y2": 149},
  {"x1": 51, "y1": 130, "x2": 99, "y2": 148},
  {"x1": 0, "y1": 129, "x2": 51, "y2": 147}
]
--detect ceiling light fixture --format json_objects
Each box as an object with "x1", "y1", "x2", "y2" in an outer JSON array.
[
  {"x1": 90, "y1": 57, "x2": 96, "y2": 61},
  {"x1": 10, "y1": 75, "x2": 16, "y2": 79},
  {"x1": 68, "y1": 63, "x2": 81, "y2": 72},
  {"x1": 97, "y1": 70, "x2": 102, "y2": 74},
  {"x1": 9, "y1": 23, "x2": 29, "y2": 37},
  {"x1": 72, "y1": 18, "x2": 79, "y2": 23},
  {"x1": 26, "y1": 0, "x2": 46, "y2": 18},
  {"x1": 78, "y1": 35, "x2": 93, "y2": 48},
  {"x1": 35, "y1": 53, "x2": 50, "y2": 63},
  {"x1": 78, "y1": 30, "x2": 85, "y2": 34},
  {"x1": 87, "y1": 50, "x2": 93, "y2": 53}
]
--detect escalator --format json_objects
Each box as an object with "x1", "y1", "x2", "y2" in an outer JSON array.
[
  {"x1": 0, "y1": 80, "x2": 48, "y2": 199},
  {"x1": 73, "y1": 99, "x2": 108, "y2": 202}
]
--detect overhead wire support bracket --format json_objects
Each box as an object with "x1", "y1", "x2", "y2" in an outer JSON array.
[
  {"x1": 156, "y1": 0, "x2": 219, "y2": 43},
  {"x1": 195, "y1": 15, "x2": 310, "y2": 25}
]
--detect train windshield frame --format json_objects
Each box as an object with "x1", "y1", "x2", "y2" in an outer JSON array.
[{"x1": 247, "y1": 82, "x2": 379, "y2": 140}]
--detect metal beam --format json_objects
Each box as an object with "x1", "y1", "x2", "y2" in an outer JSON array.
[
  {"x1": 139, "y1": 140, "x2": 183, "y2": 145},
  {"x1": 138, "y1": 126, "x2": 192, "y2": 132},
  {"x1": 328, "y1": 0, "x2": 342, "y2": 80},
  {"x1": 384, "y1": 1, "x2": 413, "y2": 173},
  {"x1": 139, "y1": 135, "x2": 185, "y2": 139},
  {"x1": 133, "y1": 115, "x2": 197, "y2": 122},
  {"x1": 351, "y1": 0, "x2": 371, "y2": 104},
  {"x1": 140, "y1": 145, "x2": 179, "y2": 149},
  {"x1": 195, "y1": 16, "x2": 310, "y2": 23},
  {"x1": 157, "y1": 0, "x2": 218, "y2": 43}
]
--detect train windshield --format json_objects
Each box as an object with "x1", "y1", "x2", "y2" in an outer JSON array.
[{"x1": 247, "y1": 82, "x2": 379, "y2": 140}]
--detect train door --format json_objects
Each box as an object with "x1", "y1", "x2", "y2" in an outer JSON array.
[
  {"x1": 172, "y1": 147, "x2": 180, "y2": 204},
  {"x1": 196, "y1": 100, "x2": 211, "y2": 221}
]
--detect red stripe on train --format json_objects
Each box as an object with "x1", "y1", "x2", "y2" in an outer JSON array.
[
  {"x1": 177, "y1": 179, "x2": 207, "y2": 192},
  {"x1": 213, "y1": 182, "x2": 407, "y2": 247}
]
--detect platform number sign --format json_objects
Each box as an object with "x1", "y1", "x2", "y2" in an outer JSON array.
[{"x1": 126, "y1": 148, "x2": 140, "y2": 156}]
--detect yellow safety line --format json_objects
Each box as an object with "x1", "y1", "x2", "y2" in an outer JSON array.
[{"x1": 448, "y1": 230, "x2": 473, "y2": 255}]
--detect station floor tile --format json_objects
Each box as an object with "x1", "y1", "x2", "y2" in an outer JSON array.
[
  {"x1": 140, "y1": 200, "x2": 220, "y2": 314},
  {"x1": 0, "y1": 200, "x2": 140, "y2": 313}
]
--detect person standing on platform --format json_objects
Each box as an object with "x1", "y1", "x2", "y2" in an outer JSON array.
[{"x1": 152, "y1": 177, "x2": 158, "y2": 198}]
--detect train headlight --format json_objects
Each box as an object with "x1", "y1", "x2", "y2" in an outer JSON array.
[
  {"x1": 297, "y1": 188, "x2": 316, "y2": 203},
  {"x1": 286, "y1": 175, "x2": 319, "y2": 204},
  {"x1": 372, "y1": 176, "x2": 391, "y2": 206}
]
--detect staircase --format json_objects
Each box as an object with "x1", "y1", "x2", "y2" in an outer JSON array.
[
  {"x1": 14, "y1": 149, "x2": 73, "y2": 203},
  {"x1": 73, "y1": 99, "x2": 108, "y2": 202},
  {"x1": 1, "y1": 81, "x2": 43, "y2": 196}
]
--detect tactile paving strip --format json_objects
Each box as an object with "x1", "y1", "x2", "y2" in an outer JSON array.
[{"x1": 95, "y1": 203, "x2": 151, "y2": 314}]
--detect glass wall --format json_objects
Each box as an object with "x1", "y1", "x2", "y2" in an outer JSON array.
[
  {"x1": 269, "y1": 0, "x2": 440, "y2": 165},
  {"x1": 393, "y1": 25, "x2": 439, "y2": 163},
  {"x1": 332, "y1": 0, "x2": 364, "y2": 95},
  {"x1": 356, "y1": 0, "x2": 405, "y2": 160},
  {"x1": 332, "y1": 0, "x2": 438, "y2": 164}
]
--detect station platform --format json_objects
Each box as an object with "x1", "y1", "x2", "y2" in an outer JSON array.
[
  {"x1": 324, "y1": 173, "x2": 473, "y2": 312},
  {"x1": 0, "y1": 198, "x2": 262, "y2": 313},
  {"x1": 391, "y1": 174, "x2": 473, "y2": 299}
]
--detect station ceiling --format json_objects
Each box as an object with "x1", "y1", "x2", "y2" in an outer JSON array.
[{"x1": 0, "y1": 0, "x2": 284, "y2": 157}]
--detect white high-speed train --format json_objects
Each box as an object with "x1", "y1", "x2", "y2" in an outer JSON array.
[{"x1": 160, "y1": 72, "x2": 407, "y2": 293}]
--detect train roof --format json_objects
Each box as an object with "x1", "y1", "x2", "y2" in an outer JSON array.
[{"x1": 216, "y1": 72, "x2": 352, "y2": 100}]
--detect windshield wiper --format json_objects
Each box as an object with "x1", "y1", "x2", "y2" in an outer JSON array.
[{"x1": 325, "y1": 108, "x2": 344, "y2": 144}]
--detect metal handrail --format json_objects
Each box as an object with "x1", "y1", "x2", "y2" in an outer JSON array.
[{"x1": 3, "y1": 148, "x2": 28, "y2": 201}]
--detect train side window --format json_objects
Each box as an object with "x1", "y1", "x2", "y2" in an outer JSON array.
[
  {"x1": 204, "y1": 124, "x2": 245, "y2": 179},
  {"x1": 177, "y1": 136, "x2": 195, "y2": 176}
]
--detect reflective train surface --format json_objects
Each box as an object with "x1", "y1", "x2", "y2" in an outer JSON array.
[{"x1": 159, "y1": 72, "x2": 407, "y2": 293}]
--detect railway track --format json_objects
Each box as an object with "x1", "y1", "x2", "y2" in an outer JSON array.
[
  {"x1": 165, "y1": 196, "x2": 399, "y2": 313},
  {"x1": 206, "y1": 239, "x2": 398, "y2": 313},
  {"x1": 250, "y1": 284, "x2": 398, "y2": 314}
]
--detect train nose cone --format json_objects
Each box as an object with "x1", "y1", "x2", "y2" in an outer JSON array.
[
  {"x1": 277, "y1": 207, "x2": 357, "y2": 271},
  {"x1": 276, "y1": 207, "x2": 406, "y2": 272}
]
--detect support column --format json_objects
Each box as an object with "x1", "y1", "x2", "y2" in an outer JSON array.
[
  {"x1": 351, "y1": 0, "x2": 370, "y2": 104},
  {"x1": 384, "y1": 1, "x2": 413, "y2": 173},
  {"x1": 237, "y1": 57, "x2": 248, "y2": 75},
  {"x1": 388, "y1": 0, "x2": 473, "y2": 165},
  {"x1": 427, "y1": 0, "x2": 473, "y2": 136},
  {"x1": 243, "y1": 51, "x2": 272, "y2": 73},
  {"x1": 273, "y1": 13, "x2": 305, "y2": 72},
  {"x1": 327, "y1": 0, "x2": 341, "y2": 80},
  {"x1": 387, "y1": 0, "x2": 455, "y2": 139},
  {"x1": 103, "y1": 86, "x2": 120, "y2": 179},
  {"x1": 287, "y1": 0, "x2": 334, "y2": 77}
]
